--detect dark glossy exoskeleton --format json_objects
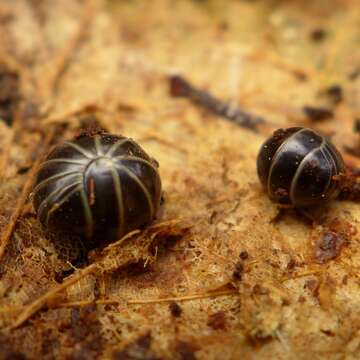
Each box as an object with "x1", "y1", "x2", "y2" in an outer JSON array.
[
  {"x1": 257, "y1": 127, "x2": 345, "y2": 207},
  {"x1": 31, "y1": 133, "x2": 162, "y2": 245}
]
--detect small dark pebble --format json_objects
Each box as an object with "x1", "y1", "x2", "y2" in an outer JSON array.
[
  {"x1": 303, "y1": 106, "x2": 334, "y2": 122},
  {"x1": 324, "y1": 84, "x2": 343, "y2": 104},
  {"x1": 310, "y1": 28, "x2": 327, "y2": 42},
  {"x1": 17, "y1": 165, "x2": 32, "y2": 174},
  {"x1": 169, "y1": 302, "x2": 182, "y2": 317},
  {"x1": 232, "y1": 261, "x2": 243, "y2": 280},
  {"x1": 239, "y1": 251, "x2": 249, "y2": 260}
]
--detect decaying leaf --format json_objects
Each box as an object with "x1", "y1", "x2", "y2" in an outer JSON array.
[{"x1": 1, "y1": 0, "x2": 360, "y2": 359}]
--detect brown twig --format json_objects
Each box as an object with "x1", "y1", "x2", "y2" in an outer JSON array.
[
  {"x1": 56, "y1": 298, "x2": 120, "y2": 308},
  {"x1": 1, "y1": 289, "x2": 238, "y2": 318},
  {"x1": 10, "y1": 263, "x2": 98, "y2": 330},
  {"x1": 169, "y1": 75, "x2": 264, "y2": 132},
  {"x1": 1, "y1": 297, "x2": 119, "y2": 313},
  {"x1": 59, "y1": 289, "x2": 238, "y2": 307},
  {"x1": 303, "y1": 106, "x2": 334, "y2": 122},
  {"x1": 127, "y1": 289, "x2": 238, "y2": 304},
  {"x1": 281, "y1": 269, "x2": 323, "y2": 282},
  {"x1": 0, "y1": 127, "x2": 57, "y2": 262}
]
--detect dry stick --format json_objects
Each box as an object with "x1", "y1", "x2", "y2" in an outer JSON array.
[
  {"x1": 10, "y1": 264, "x2": 98, "y2": 330},
  {"x1": 169, "y1": 75, "x2": 264, "y2": 132},
  {"x1": 1, "y1": 289, "x2": 237, "y2": 315},
  {"x1": 56, "y1": 298, "x2": 120, "y2": 308},
  {"x1": 58, "y1": 289, "x2": 238, "y2": 307},
  {"x1": 281, "y1": 269, "x2": 323, "y2": 282},
  {"x1": 0, "y1": 128, "x2": 57, "y2": 262},
  {"x1": 105, "y1": 229, "x2": 141, "y2": 250},
  {"x1": 127, "y1": 289, "x2": 238, "y2": 304}
]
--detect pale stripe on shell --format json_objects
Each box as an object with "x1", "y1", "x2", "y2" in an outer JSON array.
[
  {"x1": 321, "y1": 142, "x2": 339, "y2": 198},
  {"x1": 115, "y1": 164, "x2": 154, "y2": 221},
  {"x1": 38, "y1": 158, "x2": 87, "y2": 168},
  {"x1": 63, "y1": 141, "x2": 95, "y2": 159},
  {"x1": 80, "y1": 187, "x2": 94, "y2": 239},
  {"x1": 114, "y1": 155, "x2": 158, "y2": 173},
  {"x1": 45, "y1": 184, "x2": 83, "y2": 228},
  {"x1": 94, "y1": 135, "x2": 104, "y2": 156},
  {"x1": 38, "y1": 180, "x2": 82, "y2": 221},
  {"x1": 267, "y1": 128, "x2": 307, "y2": 197},
  {"x1": 109, "y1": 164, "x2": 125, "y2": 239},
  {"x1": 33, "y1": 170, "x2": 82, "y2": 195},
  {"x1": 105, "y1": 138, "x2": 133, "y2": 157}
]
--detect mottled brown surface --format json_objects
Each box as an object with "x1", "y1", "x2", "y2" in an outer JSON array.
[{"x1": 0, "y1": 0, "x2": 360, "y2": 359}]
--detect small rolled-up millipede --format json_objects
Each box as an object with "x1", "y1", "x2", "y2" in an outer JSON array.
[{"x1": 31, "y1": 132, "x2": 162, "y2": 246}]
